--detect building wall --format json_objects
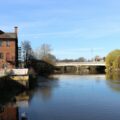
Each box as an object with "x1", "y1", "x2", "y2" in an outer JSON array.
[{"x1": 0, "y1": 39, "x2": 17, "y2": 69}]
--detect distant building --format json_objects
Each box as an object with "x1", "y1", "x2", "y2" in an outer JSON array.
[{"x1": 0, "y1": 27, "x2": 18, "y2": 69}]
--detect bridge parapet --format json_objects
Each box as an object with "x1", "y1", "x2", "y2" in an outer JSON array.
[{"x1": 55, "y1": 62, "x2": 105, "y2": 67}]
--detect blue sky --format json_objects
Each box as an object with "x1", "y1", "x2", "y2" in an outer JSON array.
[{"x1": 0, "y1": 0, "x2": 120, "y2": 59}]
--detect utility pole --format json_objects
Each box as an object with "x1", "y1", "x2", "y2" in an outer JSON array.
[{"x1": 91, "y1": 48, "x2": 94, "y2": 61}]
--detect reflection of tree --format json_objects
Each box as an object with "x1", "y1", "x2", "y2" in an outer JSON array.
[
  {"x1": 29, "y1": 76, "x2": 59, "y2": 101},
  {"x1": 38, "y1": 87, "x2": 52, "y2": 100},
  {"x1": 106, "y1": 72, "x2": 120, "y2": 92},
  {"x1": 106, "y1": 72, "x2": 120, "y2": 80},
  {"x1": 38, "y1": 76, "x2": 59, "y2": 100}
]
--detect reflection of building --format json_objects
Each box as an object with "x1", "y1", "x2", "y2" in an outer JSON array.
[
  {"x1": 0, "y1": 106, "x2": 18, "y2": 120},
  {"x1": 0, "y1": 27, "x2": 18, "y2": 69},
  {"x1": 15, "y1": 92, "x2": 29, "y2": 107},
  {"x1": 0, "y1": 93, "x2": 29, "y2": 120}
]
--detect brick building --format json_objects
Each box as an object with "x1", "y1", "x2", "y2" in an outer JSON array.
[{"x1": 0, "y1": 27, "x2": 18, "y2": 69}]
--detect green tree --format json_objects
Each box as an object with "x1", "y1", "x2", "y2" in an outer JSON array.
[
  {"x1": 113, "y1": 56, "x2": 120, "y2": 70},
  {"x1": 77, "y1": 57, "x2": 86, "y2": 62},
  {"x1": 106, "y1": 49, "x2": 120, "y2": 71}
]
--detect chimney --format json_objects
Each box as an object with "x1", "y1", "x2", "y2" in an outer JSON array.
[{"x1": 14, "y1": 26, "x2": 18, "y2": 34}]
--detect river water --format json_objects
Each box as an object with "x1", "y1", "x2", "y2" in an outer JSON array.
[{"x1": 1, "y1": 75, "x2": 120, "y2": 120}]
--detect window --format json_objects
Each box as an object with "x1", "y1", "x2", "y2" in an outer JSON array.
[
  {"x1": 6, "y1": 52, "x2": 10, "y2": 61},
  {"x1": 0, "y1": 53, "x2": 3, "y2": 59},
  {"x1": 6, "y1": 40, "x2": 10, "y2": 47},
  {"x1": 0, "y1": 40, "x2": 2, "y2": 47}
]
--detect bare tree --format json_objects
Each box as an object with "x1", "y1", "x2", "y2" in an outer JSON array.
[
  {"x1": 40, "y1": 44, "x2": 51, "y2": 58},
  {"x1": 34, "y1": 44, "x2": 56, "y2": 65},
  {"x1": 34, "y1": 44, "x2": 51, "y2": 59},
  {"x1": 21, "y1": 40, "x2": 34, "y2": 67}
]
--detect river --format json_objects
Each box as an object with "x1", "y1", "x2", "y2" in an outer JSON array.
[{"x1": 1, "y1": 74, "x2": 120, "y2": 120}]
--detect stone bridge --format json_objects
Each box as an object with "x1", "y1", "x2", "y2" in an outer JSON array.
[
  {"x1": 55, "y1": 62, "x2": 105, "y2": 67},
  {"x1": 55, "y1": 62, "x2": 106, "y2": 74}
]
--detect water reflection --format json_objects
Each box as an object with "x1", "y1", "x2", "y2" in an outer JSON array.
[
  {"x1": 33, "y1": 76, "x2": 59, "y2": 100},
  {"x1": 106, "y1": 72, "x2": 120, "y2": 92},
  {"x1": 106, "y1": 72, "x2": 120, "y2": 80},
  {"x1": 0, "y1": 106, "x2": 18, "y2": 120},
  {"x1": 1, "y1": 74, "x2": 120, "y2": 120},
  {"x1": 15, "y1": 92, "x2": 29, "y2": 108},
  {"x1": 0, "y1": 91, "x2": 29, "y2": 120},
  {"x1": 0, "y1": 75, "x2": 59, "y2": 120}
]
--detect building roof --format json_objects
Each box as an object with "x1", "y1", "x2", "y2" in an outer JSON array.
[
  {"x1": 0, "y1": 32, "x2": 17, "y2": 39},
  {"x1": 0, "y1": 30, "x2": 4, "y2": 34}
]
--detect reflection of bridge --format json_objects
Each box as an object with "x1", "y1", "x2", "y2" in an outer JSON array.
[
  {"x1": 55, "y1": 62, "x2": 106, "y2": 74},
  {"x1": 55, "y1": 62, "x2": 105, "y2": 67}
]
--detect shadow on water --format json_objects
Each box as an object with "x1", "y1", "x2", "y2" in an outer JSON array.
[
  {"x1": 29, "y1": 75, "x2": 59, "y2": 101},
  {"x1": 0, "y1": 76, "x2": 29, "y2": 120},
  {"x1": 0, "y1": 75, "x2": 59, "y2": 120},
  {"x1": 106, "y1": 72, "x2": 120, "y2": 92},
  {"x1": 3, "y1": 73, "x2": 60, "y2": 105},
  {"x1": 0, "y1": 77, "x2": 26, "y2": 106}
]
